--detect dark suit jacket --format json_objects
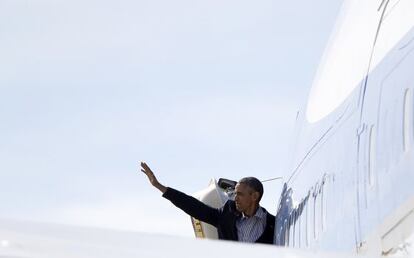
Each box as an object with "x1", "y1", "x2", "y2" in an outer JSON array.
[{"x1": 162, "y1": 187, "x2": 275, "y2": 244}]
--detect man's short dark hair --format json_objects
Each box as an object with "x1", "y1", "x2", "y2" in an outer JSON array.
[{"x1": 238, "y1": 177, "x2": 264, "y2": 202}]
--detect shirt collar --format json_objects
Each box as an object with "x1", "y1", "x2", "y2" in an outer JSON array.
[{"x1": 241, "y1": 207, "x2": 267, "y2": 219}]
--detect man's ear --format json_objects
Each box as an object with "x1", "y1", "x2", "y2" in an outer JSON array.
[{"x1": 252, "y1": 191, "x2": 260, "y2": 202}]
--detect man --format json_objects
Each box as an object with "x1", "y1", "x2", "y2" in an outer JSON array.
[{"x1": 140, "y1": 161, "x2": 275, "y2": 244}]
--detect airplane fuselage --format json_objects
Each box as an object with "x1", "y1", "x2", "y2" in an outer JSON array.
[{"x1": 279, "y1": 0, "x2": 414, "y2": 256}]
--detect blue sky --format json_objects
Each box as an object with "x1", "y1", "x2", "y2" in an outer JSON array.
[{"x1": 0, "y1": 0, "x2": 342, "y2": 236}]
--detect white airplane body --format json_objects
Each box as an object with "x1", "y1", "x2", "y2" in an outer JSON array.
[
  {"x1": 1, "y1": 0, "x2": 414, "y2": 257},
  {"x1": 277, "y1": 0, "x2": 414, "y2": 256}
]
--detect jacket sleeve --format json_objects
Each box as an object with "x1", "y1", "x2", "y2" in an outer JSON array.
[{"x1": 162, "y1": 187, "x2": 220, "y2": 227}]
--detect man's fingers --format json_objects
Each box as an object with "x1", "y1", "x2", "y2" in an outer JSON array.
[
  {"x1": 139, "y1": 162, "x2": 160, "y2": 187},
  {"x1": 140, "y1": 161, "x2": 156, "y2": 181},
  {"x1": 141, "y1": 168, "x2": 152, "y2": 175},
  {"x1": 141, "y1": 162, "x2": 151, "y2": 171}
]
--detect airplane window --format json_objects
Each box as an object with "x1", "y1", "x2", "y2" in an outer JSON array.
[
  {"x1": 289, "y1": 214, "x2": 295, "y2": 247},
  {"x1": 284, "y1": 219, "x2": 290, "y2": 247},
  {"x1": 313, "y1": 192, "x2": 318, "y2": 240},
  {"x1": 321, "y1": 183, "x2": 326, "y2": 231},
  {"x1": 294, "y1": 211, "x2": 299, "y2": 248},
  {"x1": 306, "y1": 198, "x2": 310, "y2": 247},
  {"x1": 308, "y1": 192, "x2": 315, "y2": 245},
  {"x1": 300, "y1": 200, "x2": 307, "y2": 248},
  {"x1": 297, "y1": 212, "x2": 302, "y2": 248},
  {"x1": 368, "y1": 125, "x2": 377, "y2": 186},
  {"x1": 317, "y1": 197, "x2": 321, "y2": 240},
  {"x1": 403, "y1": 88, "x2": 413, "y2": 152},
  {"x1": 288, "y1": 210, "x2": 296, "y2": 247}
]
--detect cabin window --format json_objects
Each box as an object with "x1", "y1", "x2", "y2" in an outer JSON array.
[
  {"x1": 284, "y1": 219, "x2": 290, "y2": 247},
  {"x1": 299, "y1": 202, "x2": 305, "y2": 248},
  {"x1": 296, "y1": 210, "x2": 302, "y2": 248},
  {"x1": 313, "y1": 190, "x2": 319, "y2": 240},
  {"x1": 403, "y1": 88, "x2": 413, "y2": 152},
  {"x1": 289, "y1": 214, "x2": 295, "y2": 247},
  {"x1": 321, "y1": 181, "x2": 327, "y2": 231},
  {"x1": 317, "y1": 189, "x2": 323, "y2": 238},
  {"x1": 306, "y1": 197, "x2": 311, "y2": 247},
  {"x1": 368, "y1": 125, "x2": 376, "y2": 186}
]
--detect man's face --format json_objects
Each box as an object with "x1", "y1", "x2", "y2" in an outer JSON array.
[{"x1": 234, "y1": 183, "x2": 258, "y2": 213}]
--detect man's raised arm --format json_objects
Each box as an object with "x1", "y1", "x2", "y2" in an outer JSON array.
[
  {"x1": 138, "y1": 161, "x2": 220, "y2": 227},
  {"x1": 140, "y1": 161, "x2": 167, "y2": 194}
]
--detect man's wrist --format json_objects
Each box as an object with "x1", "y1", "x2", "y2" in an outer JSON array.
[{"x1": 154, "y1": 182, "x2": 167, "y2": 194}]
